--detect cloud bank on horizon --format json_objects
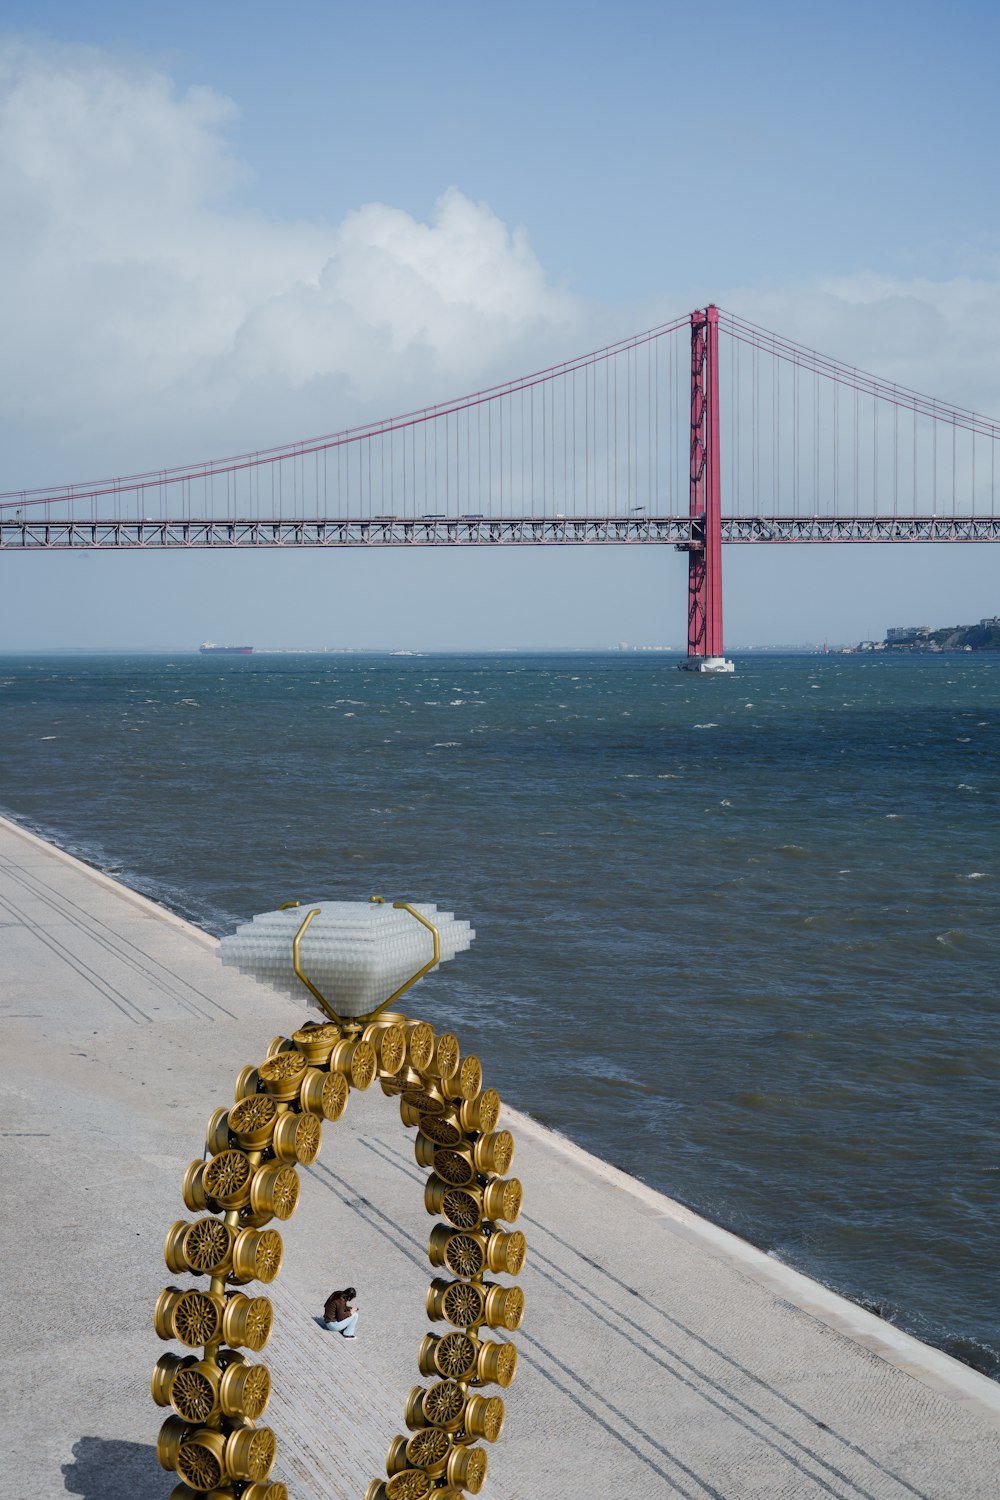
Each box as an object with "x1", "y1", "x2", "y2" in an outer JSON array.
[{"x1": 2, "y1": 38, "x2": 999, "y2": 495}]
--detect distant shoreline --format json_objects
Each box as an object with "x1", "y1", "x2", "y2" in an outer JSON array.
[
  {"x1": 845, "y1": 618, "x2": 1000, "y2": 655},
  {"x1": 0, "y1": 644, "x2": 869, "y2": 657}
]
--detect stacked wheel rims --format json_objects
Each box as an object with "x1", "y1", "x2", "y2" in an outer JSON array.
[{"x1": 153, "y1": 1014, "x2": 524, "y2": 1499}]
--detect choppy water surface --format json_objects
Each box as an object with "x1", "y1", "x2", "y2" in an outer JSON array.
[{"x1": 1, "y1": 650, "x2": 998, "y2": 1373}]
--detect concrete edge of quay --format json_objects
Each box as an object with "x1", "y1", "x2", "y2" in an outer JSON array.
[
  {"x1": 4, "y1": 807, "x2": 999, "y2": 1429},
  {"x1": 0, "y1": 809, "x2": 218, "y2": 948},
  {"x1": 506, "y1": 1105, "x2": 1000, "y2": 1421}
]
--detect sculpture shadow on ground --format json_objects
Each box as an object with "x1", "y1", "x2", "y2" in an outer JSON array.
[{"x1": 62, "y1": 1435, "x2": 163, "y2": 1499}]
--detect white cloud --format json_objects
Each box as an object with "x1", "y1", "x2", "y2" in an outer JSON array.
[
  {"x1": 227, "y1": 189, "x2": 581, "y2": 401},
  {"x1": 0, "y1": 41, "x2": 584, "y2": 481},
  {"x1": 0, "y1": 35, "x2": 998, "y2": 502}
]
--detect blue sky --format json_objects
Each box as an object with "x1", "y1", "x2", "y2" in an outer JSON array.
[{"x1": 1, "y1": 1, "x2": 998, "y2": 649}]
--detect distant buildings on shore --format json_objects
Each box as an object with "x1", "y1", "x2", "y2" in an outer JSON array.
[
  {"x1": 613, "y1": 642, "x2": 675, "y2": 652},
  {"x1": 846, "y1": 617, "x2": 1000, "y2": 654}
]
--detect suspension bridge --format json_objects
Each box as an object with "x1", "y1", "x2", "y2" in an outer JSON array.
[{"x1": 2, "y1": 306, "x2": 998, "y2": 667}]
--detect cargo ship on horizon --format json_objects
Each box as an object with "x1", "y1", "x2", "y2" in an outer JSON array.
[{"x1": 199, "y1": 642, "x2": 253, "y2": 655}]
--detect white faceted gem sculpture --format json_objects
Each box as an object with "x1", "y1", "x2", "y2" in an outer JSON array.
[{"x1": 218, "y1": 901, "x2": 474, "y2": 1018}]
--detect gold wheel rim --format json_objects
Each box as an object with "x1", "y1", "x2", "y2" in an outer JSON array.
[
  {"x1": 441, "y1": 1187, "x2": 483, "y2": 1230},
  {"x1": 444, "y1": 1233, "x2": 486, "y2": 1279},
  {"x1": 434, "y1": 1331, "x2": 478, "y2": 1380},
  {"x1": 172, "y1": 1291, "x2": 223, "y2": 1347},
  {"x1": 417, "y1": 1114, "x2": 463, "y2": 1147},
  {"x1": 442, "y1": 1280, "x2": 485, "y2": 1328},
  {"x1": 203, "y1": 1150, "x2": 252, "y2": 1206},
  {"x1": 170, "y1": 1365, "x2": 218, "y2": 1423},
  {"x1": 176, "y1": 1433, "x2": 226, "y2": 1490},
  {"x1": 386, "y1": 1471, "x2": 432, "y2": 1500},
  {"x1": 184, "y1": 1218, "x2": 233, "y2": 1275}
]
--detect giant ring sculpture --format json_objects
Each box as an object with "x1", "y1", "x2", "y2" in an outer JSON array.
[{"x1": 152, "y1": 899, "x2": 524, "y2": 1500}]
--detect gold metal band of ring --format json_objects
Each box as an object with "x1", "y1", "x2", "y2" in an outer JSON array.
[{"x1": 151, "y1": 1014, "x2": 525, "y2": 1500}]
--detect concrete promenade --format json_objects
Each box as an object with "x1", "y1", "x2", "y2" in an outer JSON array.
[{"x1": 2, "y1": 811, "x2": 999, "y2": 1500}]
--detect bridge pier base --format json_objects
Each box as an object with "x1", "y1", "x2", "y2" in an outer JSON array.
[
  {"x1": 683, "y1": 305, "x2": 733, "y2": 674},
  {"x1": 678, "y1": 655, "x2": 735, "y2": 674}
]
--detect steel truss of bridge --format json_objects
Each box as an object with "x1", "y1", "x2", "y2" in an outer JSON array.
[{"x1": 2, "y1": 514, "x2": 999, "y2": 550}]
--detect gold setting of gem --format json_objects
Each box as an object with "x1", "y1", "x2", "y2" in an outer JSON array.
[{"x1": 152, "y1": 1013, "x2": 524, "y2": 1498}]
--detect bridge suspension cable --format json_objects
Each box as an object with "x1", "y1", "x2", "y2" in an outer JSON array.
[{"x1": 0, "y1": 315, "x2": 692, "y2": 523}]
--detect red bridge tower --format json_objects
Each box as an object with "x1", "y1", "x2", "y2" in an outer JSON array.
[{"x1": 681, "y1": 305, "x2": 733, "y2": 673}]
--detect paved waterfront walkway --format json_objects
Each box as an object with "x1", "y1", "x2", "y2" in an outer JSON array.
[{"x1": 2, "y1": 812, "x2": 999, "y2": 1500}]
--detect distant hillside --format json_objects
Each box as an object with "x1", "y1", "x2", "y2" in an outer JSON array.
[
  {"x1": 886, "y1": 621, "x2": 1000, "y2": 651},
  {"x1": 929, "y1": 622, "x2": 1000, "y2": 651}
]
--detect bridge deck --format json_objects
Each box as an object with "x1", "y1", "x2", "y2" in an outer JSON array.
[
  {"x1": 2, "y1": 813, "x2": 998, "y2": 1500},
  {"x1": 1, "y1": 514, "x2": 999, "y2": 548}
]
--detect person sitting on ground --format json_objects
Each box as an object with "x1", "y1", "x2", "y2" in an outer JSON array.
[{"x1": 322, "y1": 1286, "x2": 360, "y2": 1337}]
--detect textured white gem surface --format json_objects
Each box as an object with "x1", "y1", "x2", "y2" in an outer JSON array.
[{"x1": 218, "y1": 902, "x2": 474, "y2": 1017}]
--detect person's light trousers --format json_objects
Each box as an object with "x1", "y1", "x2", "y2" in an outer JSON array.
[{"x1": 323, "y1": 1312, "x2": 359, "y2": 1336}]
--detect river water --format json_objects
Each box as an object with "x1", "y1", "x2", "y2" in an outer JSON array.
[{"x1": 1, "y1": 649, "x2": 997, "y2": 1374}]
